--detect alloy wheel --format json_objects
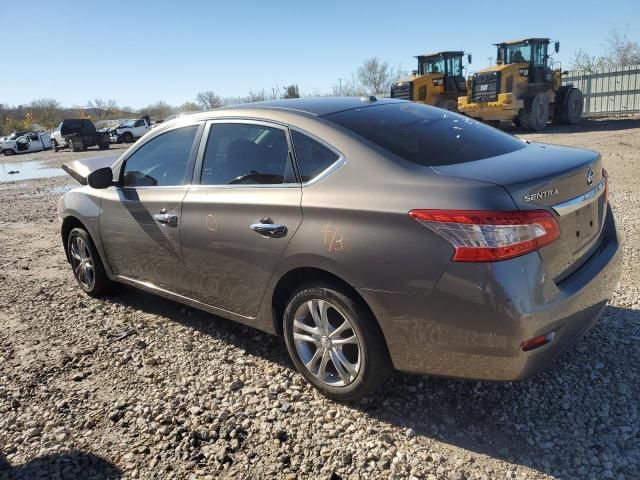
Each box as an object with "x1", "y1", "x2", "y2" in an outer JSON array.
[
  {"x1": 292, "y1": 299, "x2": 362, "y2": 387},
  {"x1": 70, "y1": 235, "x2": 95, "y2": 290}
]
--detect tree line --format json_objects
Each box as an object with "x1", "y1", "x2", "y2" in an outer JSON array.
[{"x1": 0, "y1": 56, "x2": 404, "y2": 136}]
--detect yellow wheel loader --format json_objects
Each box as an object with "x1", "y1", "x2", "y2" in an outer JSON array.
[
  {"x1": 390, "y1": 51, "x2": 471, "y2": 111},
  {"x1": 458, "y1": 38, "x2": 583, "y2": 130}
]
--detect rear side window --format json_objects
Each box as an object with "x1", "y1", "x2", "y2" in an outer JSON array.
[
  {"x1": 200, "y1": 123, "x2": 295, "y2": 185},
  {"x1": 291, "y1": 130, "x2": 340, "y2": 182},
  {"x1": 122, "y1": 126, "x2": 197, "y2": 187},
  {"x1": 324, "y1": 103, "x2": 525, "y2": 166}
]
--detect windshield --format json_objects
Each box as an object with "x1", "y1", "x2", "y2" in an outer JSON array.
[
  {"x1": 121, "y1": 119, "x2": 136, "y2": 127},
  {"x1": 498, "y1": 44, "x2": 531, "y2": 64},
  {"x1": 324, "y1": 103, "x2": 526, "y2": 166},
  {"x1": 419, "y1": 57, "x2": 444, "y2": 75}
]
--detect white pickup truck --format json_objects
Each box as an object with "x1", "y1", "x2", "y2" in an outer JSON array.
[
  {"x1": 1, "y1": 131, "x2": 51, "y2": 156},
  {"x1": 110, "y1": 116, "x2": 151, "y2": 144}
]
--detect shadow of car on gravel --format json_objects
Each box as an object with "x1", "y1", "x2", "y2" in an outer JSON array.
[
  {"x1": 0, "y1": 451, "x2": 122, "y2": 480},
  {"x1": 103, "y1": 287, "x2": 639, "y2": 479}
]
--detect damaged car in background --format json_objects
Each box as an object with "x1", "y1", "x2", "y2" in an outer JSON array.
[
  {"x1": 1, "y1": 131, "x2": 51, "y2": 156},
  {"x1": 57, "y1": 97, "x2": 622, "y2": 402}
]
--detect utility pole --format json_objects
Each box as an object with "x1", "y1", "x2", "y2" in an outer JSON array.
[
  {"x1": 487, "y1": 57, "x2": 493, "y2": 67},
  {"x1": 339, "y1": 78, "x2": 343, "y2": 96}
]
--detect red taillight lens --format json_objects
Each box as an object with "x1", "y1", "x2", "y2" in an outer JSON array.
[
  {"x1": 409, "y1": 209, "x2": 561, "y2": 262},
  {"x1": 521, "y1": 332, "x2": 555, "y2": 352},
  {"x1": 602, "y1": 168, "x2": 609, "y2": 205}
]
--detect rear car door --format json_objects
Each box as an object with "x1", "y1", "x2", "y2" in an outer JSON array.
[
  {"x1": 99, "y1": 123, "x2": 203, "y2": 296},
  {"x1": 180, "y1": 120, "x2": 302, "y2": 317}
]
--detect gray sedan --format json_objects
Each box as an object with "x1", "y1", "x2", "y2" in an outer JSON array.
[{"x1": 58, "y1": 97, "x2": 622, "y2": 401}]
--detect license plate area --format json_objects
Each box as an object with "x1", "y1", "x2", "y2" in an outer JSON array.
[{"x1": 566, "y1": 196, "x2": 605, "y2": 255}]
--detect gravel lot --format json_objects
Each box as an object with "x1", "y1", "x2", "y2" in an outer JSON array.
[{"x1": 1, "y1": 119, "x2": 639, "y2": 480}]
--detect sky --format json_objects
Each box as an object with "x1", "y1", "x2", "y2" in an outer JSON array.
[{"x1": 1, "y1": 0, "x2": 638, "y2": 109}]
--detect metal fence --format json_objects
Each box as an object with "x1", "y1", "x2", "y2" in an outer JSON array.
[{"x1": 563, "y1": 65, "x2": 640, "y2": 116}]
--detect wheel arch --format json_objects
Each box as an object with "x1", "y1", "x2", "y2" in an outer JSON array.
[
  {"x1": 61, "y1": 215, "x2": 90, "y2": 262},
  {"x1": 270, "y1": 266, "x2": 386, "y2": 346}
]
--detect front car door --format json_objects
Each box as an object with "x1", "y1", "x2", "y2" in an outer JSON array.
[
  {"x1": 99, "y1": 122, "x2": 203, "y2": 296},
  {"x1": 180, "y1": 120, "x2": 302, "y2": 317}
]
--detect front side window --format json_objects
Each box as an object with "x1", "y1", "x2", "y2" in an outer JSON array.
[
  {"x1": 291, "y1": 130, "x2": 340, "y2": 182},
  {"x1": 200, "y1": 123, "x2": 294, "y2": 185},
  {"x1": 532, "y1": 43, "x2": 547, "y2": 66},
  {"x1": 501, "y1": 44, "x2": 532, "y2": 64},
  {"x1": 420, "y1": 58, "x2": 445, "y2": 75},
  {"x1": 325, "y1": 103, "x2": 526, "y2": 166},
  {"x1": 122, "y1": 125, "x2": 198, "y2": 187}
]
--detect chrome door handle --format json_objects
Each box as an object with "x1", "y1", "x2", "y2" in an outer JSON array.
[
  {"x1": 153, "y1": 212, "x2": 178, "y2": 226},
  {"x1": 250, "y1": 220, "x2": 288, "y2": 238}
]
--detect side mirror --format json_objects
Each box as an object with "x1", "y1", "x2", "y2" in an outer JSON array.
[
  {"x1": 467, "y1": 54, "x2": 472, "y2": 64},
  {"x1": 87, "y1": 167, "x2": 113, "y2": 189},
  {"x1": 555, "y1": 41, "x2": 560, "y2": 53}
]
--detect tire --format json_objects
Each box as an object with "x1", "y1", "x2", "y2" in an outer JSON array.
[
  {"x1": 53, "y1": 139, "x2": 59, "y2": 152},
  {"x1": 67, "y1": 227, "x2": 113, "y2": 297},
  {"x1": 70, "y1": 138, "x2": 83, "y2": 152},
  {"x1": 518, "y1": 92, "x2": 549, "y2": 131},
  {"x1": 436, "y1": 98, "x2": 458, "y2": 112},
  {"x1": 3, "y1": 149, "x2": 15, "y2": 156},
  {"x1": 98, "y1": 142, "x2": 109, "y2": 150},
  {"x1": 123, "y1": 132, "x2": 133, "y2": 143},
  {"x1": 283, "y1": 283, "x2": 392, "y2": 402},
  {"x1": 559, "y1": 88, "x2": 583, "y2": 125}
]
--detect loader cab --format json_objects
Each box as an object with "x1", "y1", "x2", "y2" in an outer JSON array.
[
  {"x1": 495, "y1": 38, "x2": 554, "y2": 85},
  {"x1": 416, "y1": 51, "x2": 467, "y2": 93}
]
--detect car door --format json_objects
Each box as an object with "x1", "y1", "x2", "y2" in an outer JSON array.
[
  {"x1": 180, "y1": 120, "x2": 302, "y2": 317},
  {"x1": 133, "y1": 119, "x2": 146, "y2": 138},
  {"x1": 99, "y1": 123, "x2": 203, "y2": 296}
]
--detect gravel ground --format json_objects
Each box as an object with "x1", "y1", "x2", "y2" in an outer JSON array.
[{"x1": 1, "y1": 119, "x2": 639, "y2": 480}]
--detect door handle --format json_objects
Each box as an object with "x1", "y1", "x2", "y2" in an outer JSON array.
[
  {"x1": 153, "y1": 212, "x2": 178, "y2": 227},
  {"x1": 250, "y1": 218, "x2": 287, "y2": 238}
]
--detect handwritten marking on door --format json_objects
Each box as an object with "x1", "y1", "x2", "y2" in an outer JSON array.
[{"x1": 321, "y1": 223, "x2": 351, "y2": 253}]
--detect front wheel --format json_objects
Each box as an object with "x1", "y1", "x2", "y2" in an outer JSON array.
[
  {"x1": 123, "y1": 132, "x2": 133, "y2": 143},
  {"x1": 67, "y1": 227, "x2": 113, "y2": 297},
  {"x1": 3, "y1": 149, "x2": 15, "y2": 156},
  {"x1": 283, "y1": 283, "x2": 392, "y2": 402}
]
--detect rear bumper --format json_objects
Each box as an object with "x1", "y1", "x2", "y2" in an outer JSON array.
[
  {"x1": 359, "y1": 207, "x2": 623, "y2": 381},
  {"x1": 458, "y1": 94, "x2": 523, "y2": 121}
]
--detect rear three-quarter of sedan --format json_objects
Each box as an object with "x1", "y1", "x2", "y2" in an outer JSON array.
[{"x1": 58, "y1": 97, "x2": 622, "y2": 401}]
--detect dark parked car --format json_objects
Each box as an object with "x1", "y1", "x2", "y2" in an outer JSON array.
[
  {"x1": 51, "y1": 119, "x2": 110, "y2": 152},
  {"x1": 58, "y1": 97, "x2": 622, "y2": 401}
]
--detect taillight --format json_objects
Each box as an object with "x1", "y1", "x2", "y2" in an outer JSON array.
[
  {"x1": 602, "y1": 168, "x2": 609, "y2": 205},
  {"x1": 409, "y1": 209, "x2": 561, "y2": 262}
]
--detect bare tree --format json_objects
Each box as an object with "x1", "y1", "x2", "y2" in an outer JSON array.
[
  {"x1": 602, "y1": 26, "x2": 640, "y2": 67},
  {"x1": 572, "y1": 25, "x2": 640, "y2": 71},
  {"x1": 87, "y1": 98, "x2": 108, "y2": 118},
  {"x1": 140, "y1": 101, "x2": 174, "y2": 120},
  {"x1": 27, "y1": 98, "x2": 61, "y2": 128},
  {"x1": 178, "y1": 101, "x2": 200, "y2": 112},
  {"x1": 196, "y1": 91, "x2": 222, "y2": 110},
  {"x1": 357, "y1": 58, "x2": 394, "y2": 95},
  {"x1": 282, "y1": 84, "x2": 300, "y2": 99}
]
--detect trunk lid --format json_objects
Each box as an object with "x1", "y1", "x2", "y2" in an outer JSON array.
[
  {"x1": 432, "y1": 142, "x2": 606, "y2": 281},
  {"x1": 62, "y1": 154, "x2": 118, "y2": 185}
]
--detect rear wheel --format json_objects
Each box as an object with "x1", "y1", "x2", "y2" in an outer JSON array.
[
  {"x1": 67, "y1": 227, "x2": 113, "y2": 297},
  {"x1": 518, "y1": 92, "x2": 549, "y2": 131},
  {"x1": 70, "y1": 138, "x2": 83, "y2": 152},
  {"x1": 283, "y1": 283, "x2": 392, "y2": 402},
  {"x1": 98, "y1": 142, "x2": 110, "y2": 150}
]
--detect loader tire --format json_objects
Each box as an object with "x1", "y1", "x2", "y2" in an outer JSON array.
[
  {"x1": 554, "y1": 87, "x2": 584, "y2": 125},
  {"x1": 518, "y1": 92, "x2": 549, "y2": 131},
  {"x1": 436, "y1": 98, "x2": 458, "y2": 112}
]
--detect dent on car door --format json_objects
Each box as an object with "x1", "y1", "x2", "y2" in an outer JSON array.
[
  {"x1": 181, "y1": 121, "x2": 302, "y2": 317},
  {"x1": 99, "y1": 124, "x2": 202, "y2": 296}
]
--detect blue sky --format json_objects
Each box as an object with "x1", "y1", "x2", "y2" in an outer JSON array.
[{"x1": 1, "y1": 0, "x2": 638, "y2": 108}]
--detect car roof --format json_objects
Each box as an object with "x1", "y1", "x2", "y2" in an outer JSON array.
[{"x1": 222, "y1": 96, "x2": 406, "y2": 117}]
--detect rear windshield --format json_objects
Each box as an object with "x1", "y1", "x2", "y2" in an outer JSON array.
[{"x1": 323, "y1": 103, "x2": 526, "y2": 166}]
